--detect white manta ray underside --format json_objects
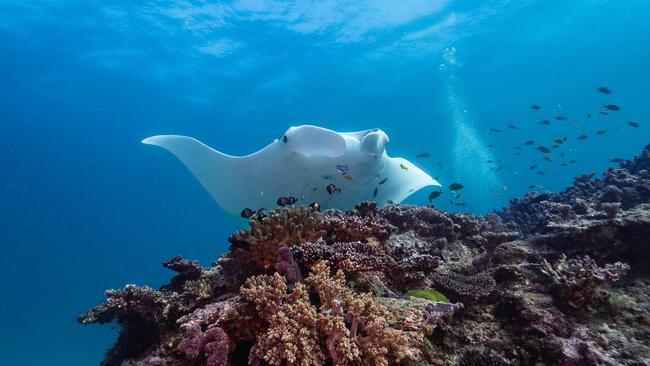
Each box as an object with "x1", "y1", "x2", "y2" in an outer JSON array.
[{"x1": 142, "y1": 125, "x2": 440, "y2": 222}]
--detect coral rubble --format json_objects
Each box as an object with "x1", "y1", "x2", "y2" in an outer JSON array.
[{"x1": 81, "y1": 145, "x2": 650, "y2": 365}]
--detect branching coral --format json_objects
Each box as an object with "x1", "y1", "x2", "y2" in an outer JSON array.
[
  {"x1": 540, "y1": 254, "x2": 629, "y2": 309},
  {"x1": 226, "y1": 206, "x2": 325, "y2": 276},
  {"x1": 240, "y1": 273, "x2": 325, "y2": 365},
  {"x1": 240, "y1": 261, "x2": 413, "y2": 366}
]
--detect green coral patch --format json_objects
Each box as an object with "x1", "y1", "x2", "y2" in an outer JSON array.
[{"x1": 406, "y1": 289, "x2": 450, "y2": 303}]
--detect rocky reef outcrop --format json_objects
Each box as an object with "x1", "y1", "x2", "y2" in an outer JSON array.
[{"x1": 80, "y1": 145, "x2": 650, "y2": 365}]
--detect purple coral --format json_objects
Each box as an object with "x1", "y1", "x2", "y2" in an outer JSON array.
[{"x1": 177, "y1": 324, "x2": 231, "y2": 366}]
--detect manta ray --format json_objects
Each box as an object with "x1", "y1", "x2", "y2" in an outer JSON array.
[{"x1": 142, "y1": 125, "x2": 440, "y2": 222}]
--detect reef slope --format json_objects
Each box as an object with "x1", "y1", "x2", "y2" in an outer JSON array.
[{"x1": 80, "y1": 145, "x2": 650, "y2": 365}]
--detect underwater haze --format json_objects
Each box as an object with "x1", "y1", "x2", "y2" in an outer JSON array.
[{"x1": 1, "y1": 0, "x2": 649, "y2": 364}]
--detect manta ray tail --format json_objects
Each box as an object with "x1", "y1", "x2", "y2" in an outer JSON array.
[{"x1": 141, "y1": 135, "x2": 240, "y2": 214}]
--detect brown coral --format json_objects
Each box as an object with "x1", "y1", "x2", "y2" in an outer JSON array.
[
  {"x1": 226, "y1": 206, "x2": 325, "y2": 276},
  {"x1": 240, "y1": 261, "x2": 413, "y2": 366},
  {"x1": 240, "y1": 273, "x2": 325, "y2": 365}
]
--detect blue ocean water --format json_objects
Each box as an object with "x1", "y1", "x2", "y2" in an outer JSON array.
[{"x1": 0, "y1": 1, "x2": 648, "y2": 364}]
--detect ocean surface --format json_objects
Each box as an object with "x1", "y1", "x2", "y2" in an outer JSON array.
[{"x1": 1, "y1": 1, "x2": 649, "y2": 364}]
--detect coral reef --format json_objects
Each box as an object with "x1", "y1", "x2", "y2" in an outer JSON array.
[{"x1": 80, "y1": 145, "x2": 650, "y2": 365}]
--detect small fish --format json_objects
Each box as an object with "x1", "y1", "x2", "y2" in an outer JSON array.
[
  {"x1": 596, "y1": 130, "x2": 607, "y2": 135},
  {"x1": 489, "y1": 128, "x2": 503, "y2": 133},
  {"x1": 416, "y1": 153, "x2": 431, "y2": 158},
  {"x1": 387, "y1": 200, "x2": 394, "y2": 204},
  {"x1": 530, "y1": 105, "x2": 541, "y2": 110},
  {"x1": 562, "y1": 136, "x2": 568, "y2": 142},
  {"x1": 537, "y1": 146, "x2": 551, "y2": 153},
  {"x1": 326, "y1": 183, "x2": 338, "y2": 195},
  {"x1": 428, "y1": 190, "x2": 442, "y2": 202},
  {"x1": 552, "y1": 144, "x2": 559, "y2": 149},
  {"x1": 598, "y1": 107, "x2": 609, "y2": 115},
  {"x1": 454, "y1": 192, "x2": 462, "y2": 199},
  {"x1": 379, "y1": 177, "x2": 388, "y2": 185},
  {"x1": 449, "y1": 183, "x2": 464, "y2": 191},
  {"x1": 596, "y1": 86, "x2": 612, "y2": 94},
  {"x1": 491, "y1": 192, "x2": 499, "y2": 197},
  {"x1": 336, "y1": 163, "x2": 351, "y2": 175},
  {"x1": 610, "y1": 158, "x2": 624, "y2": 163},
  {"x1": 528, "y1": 185, "x2": 536, "y2": 189},
  {"x1": 240, "y1": 208, "x2": 255, "y2": 219},
  {"x1": 503, "y1": 185, "x2": 508, "y2": 192},
  {"x1": 543, "y1": 156, "x2": 553, "y2": 162},
  {"x1": 529, "y1": 164, "x2": 537, "y2": 170},
  {"x1": 537, "y1": 171, "x2": 545, "y2": 175},
  {"x1": 553, "y1": 139, "x2": 564, "y2": 145},
  {"x1": 488, "y1": 144, "x2": 494, "y2": 148},
  {"x1": 277, "y1": 196, "x2": 298, "y2": 207},
  {"x1": 485, "y1": 159, "x2": 493, "y2": 163},
  {"x1": 399, "y1": 163, "x2": 409, "y2": 170},
  {"x1": 373, "y1": 187, "x2": 378, "y2": 198},
  {"x1": 343, "y1": 174, "x2": 355, "y2": 181},
  {"x1": 524, "y1": 140, "x2": 535, "y2": 145},
  {"x1": 604, "y1": 104, "x2": 620, "y2": 111},
  {"x1": 578, "y1": 134, "x2": 588, "y2": 140},
  {"x1": 538, "y1": 119, "x2": 550, "y2": 125},
  {"x1": 560, "y1": 163, "x2": 568, "y2": 167},
  {"x1": 454, "y1": 201, "x2": 466, "y2": 207},
  {"x1": 555, "y1": 116, "x2": 567, "y2": 121},
  {"x1": 309, "y1": 202, "x2": 320, "y2": 211},
  {"x1": 569, "y1": 159, "x2": 576, "y2": 164},
  {"x1": 628, "y1": 121, "x2": 640, "y2": 128},
  {"x1": 587, "y1": 112, "x2": 591, "y2": 118},
  {"x1": 323, "y1": 174, "x2": 332, "y2": 180},
  {"x1": 507, "y1": 124, "x2": 518, "y2": 129}
]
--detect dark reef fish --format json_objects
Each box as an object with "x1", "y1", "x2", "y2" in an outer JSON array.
[
  {"x1": 524, "y1": 140, "x2": 535, "y2": 145},
  {"x1": 530, "y1": 105, "x2": 541, "y2": 110},
  {"x1": 373, "y1": 187, "x2": 378, "y2": 198},
  {"x1": 449, "y1": 183, "x2": 464, "y2": 191},
  {"x1": 507, "y1": 124, "x2": 518, "y2": 129},
  {"x1": 578, "y1": 134, "x2": 588, "y2": 140},
  {"x1": 596, "y1": 130, "x2": 607, "y2": 135},
  {"x1": 240, "y1": 208, "x2": 255, "y2": 218},
  {"x1": 489, "y1": 128, "x2": 503, "y2": 133},
  {"x1": 538, "y1": 119, "x2": 550, "y2": 125},
  {"x1": 277, "y1": 196, "x2": 297, "y2": 207},
  {"x1": 555, "y1": 116, "x2": 567, "y2": 121},
  {"x1": 326, "y1": 183, "x2": 339, "y2": 195},
  {"x1": 610, "y1": 158, "x2": 624, "y2": 163},
  {"x1": 537, "y1": 146, "x2": 551, "y2": 153},
  {"x1": 596, "y1": 86, "x2": 612, "y2": 94},
  {"x1": 379, "y1": 177, "x2": 388, "y2": 185},
  {"x1": 628, "y1": 121, "x2": 640, "y2": 128},
  {"x1": 601, "y1": 104, "x2": 621, "y2": 112},
  {"x1": 529, "y1": 164, "x2": 537, "y2": 170},
  {"x1": 416, "y1": 153, "x2": 430, "y2": 158},
  {"x1": 428, "y1": 190, "x2": 442, "y2": 202}
]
